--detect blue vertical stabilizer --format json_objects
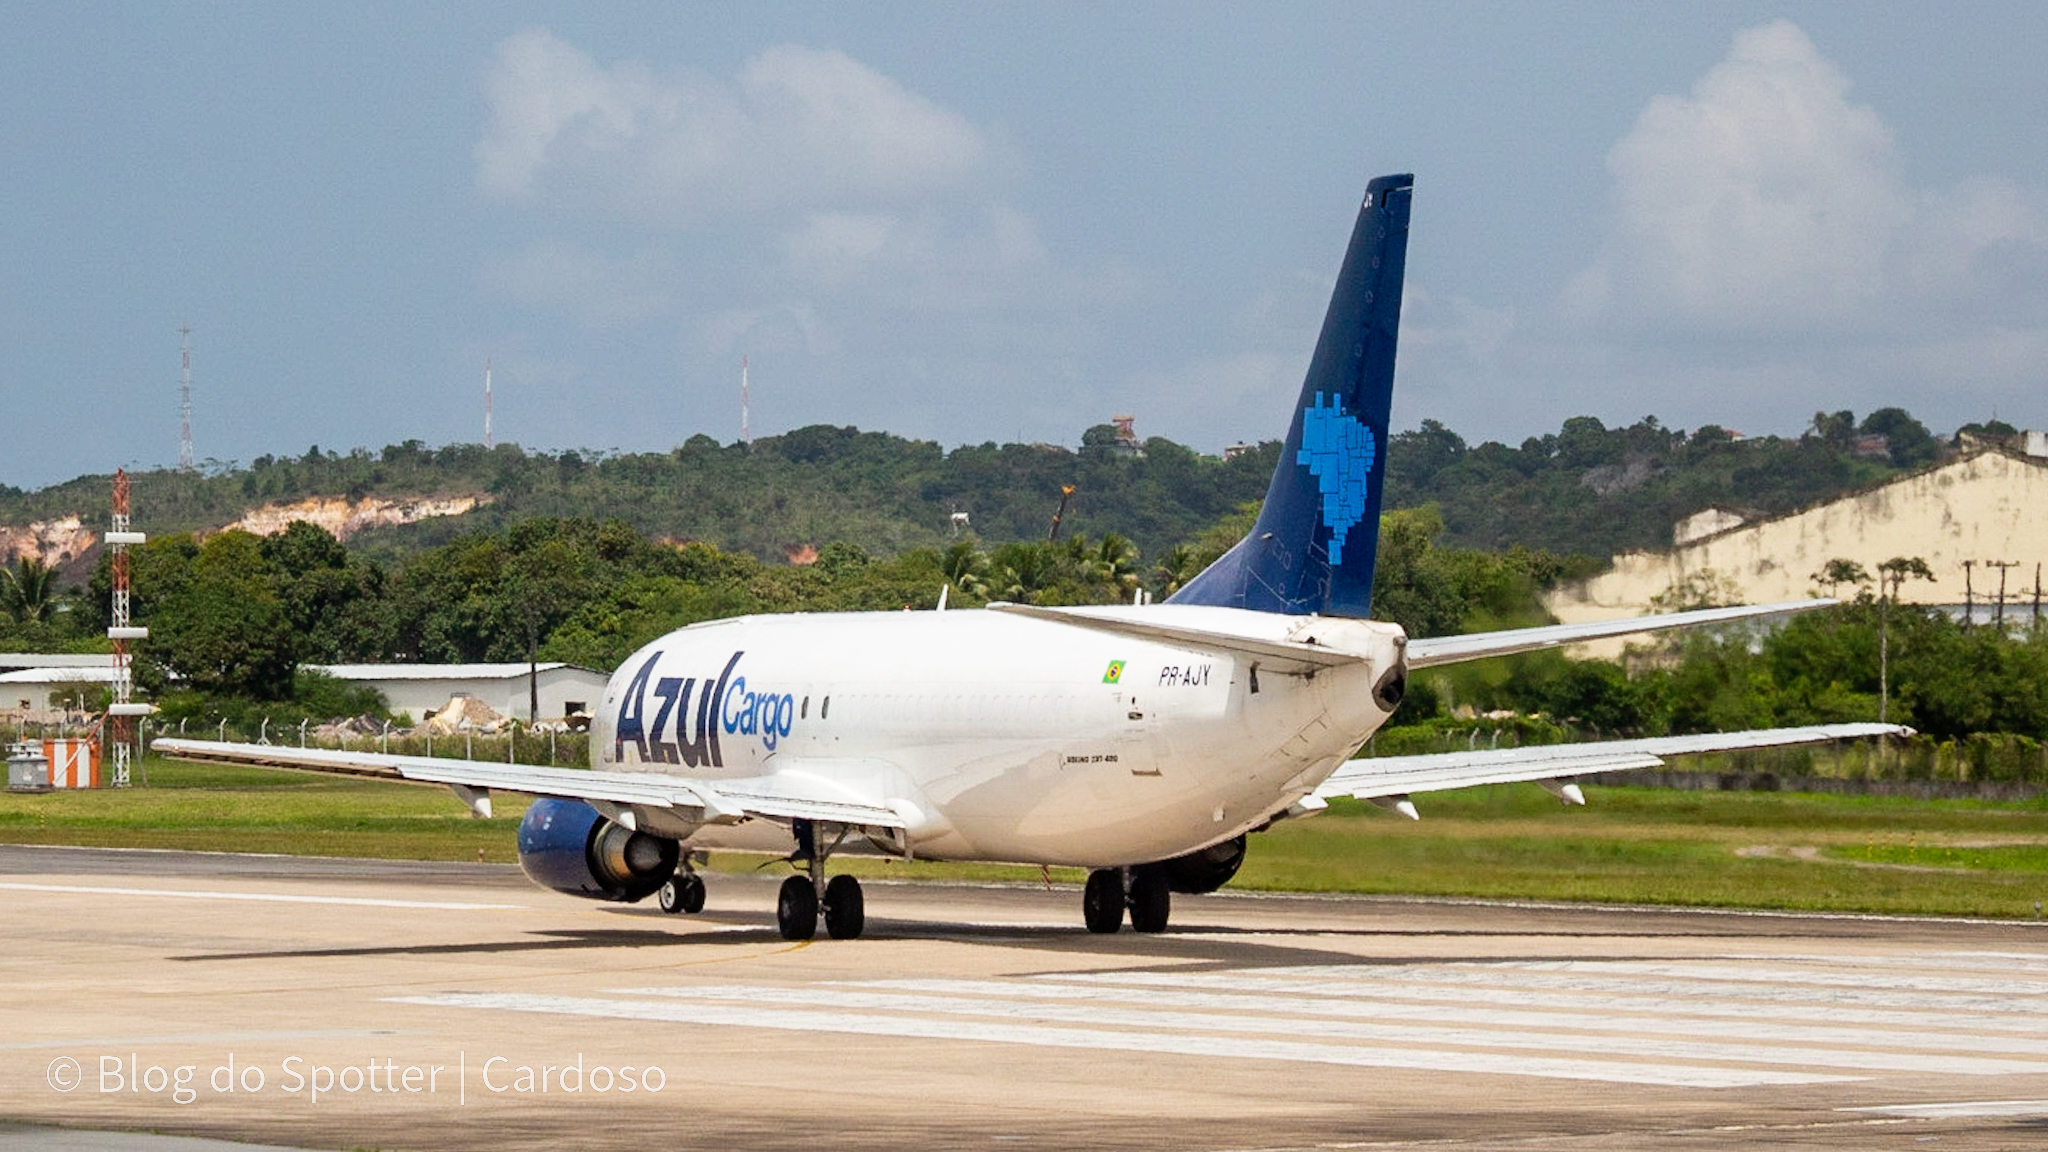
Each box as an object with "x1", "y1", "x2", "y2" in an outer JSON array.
[{"x1": 1169, "y1": 173, "x2": 1412, "y2": 617}]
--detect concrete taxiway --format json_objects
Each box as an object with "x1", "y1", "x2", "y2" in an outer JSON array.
[{"x1": 3, "y1": 843, "x2": 2047, "y2": 1151}]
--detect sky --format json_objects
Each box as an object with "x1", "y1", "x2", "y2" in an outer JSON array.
[{"x1": 4, "y1": 3, "x2": 2046, "y2": 490}]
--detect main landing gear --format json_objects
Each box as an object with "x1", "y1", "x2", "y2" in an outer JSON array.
[
  {"x1": 776, "y1": 818, "x2": 866, "y2": 941},
  {"x1": 1083, "y1": 865, "x2": 1171, "y2": 934}
]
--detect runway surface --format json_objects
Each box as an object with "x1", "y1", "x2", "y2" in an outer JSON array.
[{"x1": 4, "y1": 843, "x2": 2048, "y2": 1150}]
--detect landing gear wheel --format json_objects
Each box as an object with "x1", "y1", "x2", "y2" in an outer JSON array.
[
  {"x1": 1083, "y1": 868, "x2": 1125, "y2": 934},
  {"x1": 1128, "y1": 866, "x2": 1172, "y2": 934},
  {"x1": 776, "y1": 875, "x2": 818, "y2": 941},
  {"x1": 823, "y1": 874, "x2": 865, "y2": 940},
  {"x1": 659, "y1": 873, "x2": 706, "y2": 915}
]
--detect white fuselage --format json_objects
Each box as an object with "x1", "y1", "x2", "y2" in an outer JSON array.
[{"x1": 589, "y1": 605, "x2": 1406, "y2": 868}]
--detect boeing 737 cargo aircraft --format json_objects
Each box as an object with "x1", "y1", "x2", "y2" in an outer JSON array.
[{"x1": 157, "y1": 175, "x2": 1903, "y2": 940}]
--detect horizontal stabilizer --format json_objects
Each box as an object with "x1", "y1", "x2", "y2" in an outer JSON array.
[
  {"x1": 1407, "y1": 601, "x2": 1834, "y2": 669},
  {"x1": 1318, "y1": 723, "x2": 1909, "y2": 801},
  {"x1": 986, "y1": 602, "x2": 1362, "y2": 673}
]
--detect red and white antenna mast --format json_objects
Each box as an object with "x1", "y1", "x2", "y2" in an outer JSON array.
[
  {"x1": 483, "y1": 357, "x2": 494, "y2": 449},
  {"x1": 105, "y1": 471, "x2": 152, "y2": 787},
  {"x1": 177, "y1": 325, "x2": 194, "y2": 472},
  {"x1": 740, "y1": 355, "x2": 752, "y2": 446}
]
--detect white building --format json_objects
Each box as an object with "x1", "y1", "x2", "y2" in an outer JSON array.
[
  {"x1": 311, "y1": 663, "x2": 609, "y2": 724},
  {"x1": 0, "y1": 664, "x2": 119, "y2": 720}
]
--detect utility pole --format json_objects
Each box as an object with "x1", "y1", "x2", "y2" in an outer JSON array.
[
  {"x1": 1986, "y1": 559, "x2": 2019, "y2": 626},
  {"x1": 740, "y1": 356, "x2": 751, "y2": 447},
  {"x1": 177, "y1": 325, "x2": 194, "y2": 472},
  {"x1": 1962, "y1": 559, "x2": 1976, "y2": 626},
  {"x1": 2034, "y1": 562, "x2": 2042, "y2": 627}
]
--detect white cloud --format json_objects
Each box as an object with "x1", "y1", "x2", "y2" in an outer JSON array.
[
  {"x1": 476, "y1": 30, "x2": 992, "y2": 221},
  {"x1": 1576, "y1": 21, "x2": 1911, "y2": 327}
]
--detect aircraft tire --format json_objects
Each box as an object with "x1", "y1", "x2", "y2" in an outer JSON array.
[
  {"x1": 824, "y1": 874, "x2": 865, "y2": 940},
  {"x1": 657, "y1": 878, "x2": 687, "y2": 914},
  {"x1": 678, "y1": 873, "x2": 707, "y2": 914},
  {"x1": 1128, "y1": 866, "x2": 1172, "y2": 934},
  {"x1": 1082, "y1": 869, "x2": 1124, "y2": 934},
  {"x1": 777, "y1": 875, "x2": 818, "y2": 941}
]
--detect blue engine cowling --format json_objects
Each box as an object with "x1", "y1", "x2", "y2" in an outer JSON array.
[{"x1": 518, "y1": 798, "x2": 679, "y2": 903}]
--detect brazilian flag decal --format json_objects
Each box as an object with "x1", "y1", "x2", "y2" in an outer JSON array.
[{"x1": 1103, "y1": 660, "x2": 1126, "y2": 684}]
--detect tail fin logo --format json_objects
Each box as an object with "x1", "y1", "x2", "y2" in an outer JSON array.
[{"x1": 1295, "y1": 392, "x2": 1377, "y2": 564}]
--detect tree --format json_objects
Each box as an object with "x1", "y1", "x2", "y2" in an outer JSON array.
[
  {"x1": 1812, "y1": 558, "x2": 1871, "y2": 599},
  {"x1": 0, "y1": 555, "x2": 57, "y2": 624},
  {"x1": 1876, "y1": 556, "x2": 1937, "y2": 723},
  {"x1": 141, "y1": 531, "x2": 297, "y2": 700}
]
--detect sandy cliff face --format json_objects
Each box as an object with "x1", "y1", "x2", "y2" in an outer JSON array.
[
  {"x1": 0, "y1": 494, "x2": 488, "y2": 578},
  {"x1": 224, "y1": 494, "x2": 487, "y2": 541}
]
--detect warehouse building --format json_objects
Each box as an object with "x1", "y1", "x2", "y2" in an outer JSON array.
[
  {"x1": 310, "y1": 663, "x2": 609, "y2": 725},
  {"x1": 1545, "y1": 444, "x2": 2048, "y2": 634}
]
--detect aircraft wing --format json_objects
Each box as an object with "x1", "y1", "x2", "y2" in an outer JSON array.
[
  {"x1": 1314, "y1": 722, "x2": 1909, "y2": 812},
  {"x1": 149, "y1": 739, "x2": 907, "y2": 830},
  {"x1": 1406, "y1": 600, "x2": 1834, "y2": 669}
]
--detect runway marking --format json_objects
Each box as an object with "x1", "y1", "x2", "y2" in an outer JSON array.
[
  {"x1": 1, "y1": 1029, "x2": 397, "y2": 1051},
  {"x1": 608, "y1": 983, "x2": 2046, "y2": 1077},
  {"x1": 0, "y1": 881, "x2": 523, "y2": 911},
  {"x1": 390, "y1": 991, "x2": 1844, "y2": 1087},
  {"x1": 1094, "y1": 963, "x2": 2048, "y2": 1017},
  {"x1": 855, "y1": 978, "x2": 2048, "y2": 1057},
  {"x1": 1056, "y1": 967, "x2": 2048, "y2": 1033},
  {"x1": 1487, "y1": 959, "x2": 2048, "y2": 998},
  {"x1": 1844, "y1": 1099, "x2": 2048, "y2": 1118}
]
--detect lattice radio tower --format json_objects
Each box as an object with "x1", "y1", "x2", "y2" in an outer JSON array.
[
  {"x1": 740, "y1": 355, "x2": 752, "y2": 446},
  {"x1": 104, "y1": 471, "x2": 151, "y2": 787},
  {"x1": 484, "y1": 357, "x2": 494, "y2": 449},
  {"x1": 177, "y1": 325, "x2": 194, "y2": 472}
]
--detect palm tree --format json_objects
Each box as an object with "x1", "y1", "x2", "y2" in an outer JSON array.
[
  {"x1": 1091, "y1": 533, "x2": 1141, "y2": 599},
  {"x1": 0, "y1": 555, "x2": 57, "y2": 624},
  {"x1": 940, "y1": 539, "x2": 990, "y2": 599}
]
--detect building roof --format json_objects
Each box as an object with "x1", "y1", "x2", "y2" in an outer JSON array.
[
  {"x1": 0, "y1": 667, "x2": 120, "y2": 684},
  {"x1": 310, "y1": 663, "x2": 605, "y2": 682},
  {"x1": 0, "y1": 654, "x2": 114, "y2": 670}
]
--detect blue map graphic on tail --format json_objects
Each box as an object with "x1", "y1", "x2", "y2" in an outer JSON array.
[{"x1": 1294, "y1": 393, "x2": 1376, "y2": 564}]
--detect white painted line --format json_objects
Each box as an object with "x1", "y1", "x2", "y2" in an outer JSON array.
[
  {"x1": 613, "y1": 984, "x2": 2041, "y2": 1078},
  {"x1": 1844, "y1": 1100, "x2": 2048, "y2": 1118},
  {"x1": 0, "y1": 881, "x2": 523, "y2": 911},
  {"x1": 393, "y1": 991, "x2": 1849, "y2": 1088},
  {"x1": 1495, "y1": 960, "x2": 2048, "y2": 998},
  {"x1": 1105, "y1": 965, "x2": 2048, "y2": 1018},
  {"x1": 2, "y1": 1029, "x2": 398, "y2": 1052},
  {"x1": 1727, "y1": 952, "x2": 2048, "y2": 975},
  {"x1": 855, "y1": 978, "x2": 2048, "y2": 1057}
]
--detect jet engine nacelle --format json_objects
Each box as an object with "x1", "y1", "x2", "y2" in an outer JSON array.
[
  {"x1": 518, "y1": 798, "x2": 679, "y2": 902},
  {"x1": 1159, "y1": 834, "x2": 1248, "y2": 894}
]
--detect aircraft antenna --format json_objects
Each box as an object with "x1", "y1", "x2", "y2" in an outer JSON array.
[
  {"x1": 104, "y1": 470, "x2": 151, "y2": 787},
  {"x1": 484, "y1": 357, "x2": 494, "y2": 450},
  {"x1": 177, "y1": 325, "x2": 194, "y2": 472},
  {"x1": 741, "y1": 355, "x2": 751, "y2": 446}
]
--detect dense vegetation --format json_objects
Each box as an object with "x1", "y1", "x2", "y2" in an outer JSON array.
[{"x1": 2, "y1": 405, "x2": 2004, "y2": 568}]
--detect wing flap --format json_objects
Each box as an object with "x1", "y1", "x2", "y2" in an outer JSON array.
[{"x1": 1319, "y1": 723, "x2": 1908, "y2": 800}]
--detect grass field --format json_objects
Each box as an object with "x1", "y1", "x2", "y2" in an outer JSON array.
[{"x1": 4, "y1": 756, "x2": 2046, "y2": 917}]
